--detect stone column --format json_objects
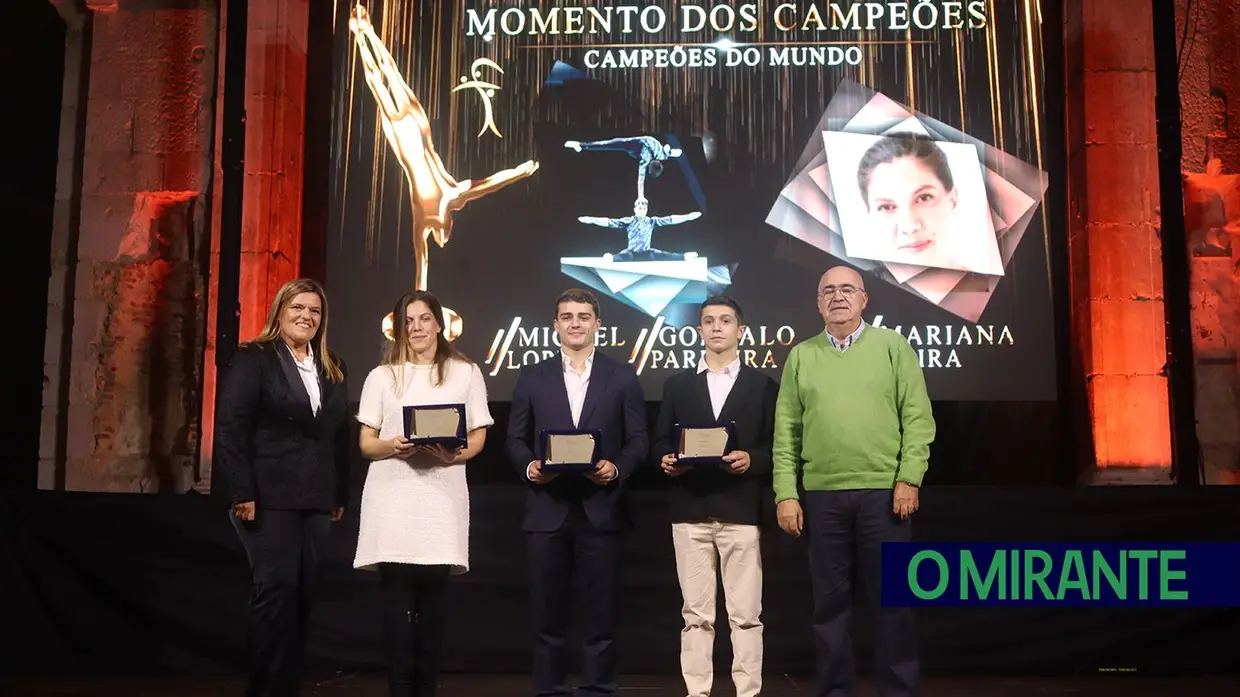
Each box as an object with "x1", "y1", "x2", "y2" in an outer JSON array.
[
  {"x1": 41, "y1": 0, "x2": 219, "y2": 492},
  {"x1": 43, "y1": 0, "x2": 90, "y2": 490},
  {"x1": 1069, "y1": 1, "x2": 1173, "y2": 482},
  {"x1": 197, "y1": 0, "x2": 310, "y2": 492},
  {"x1": 238, "y1": 0, "x2": 309, "y2": 339}
]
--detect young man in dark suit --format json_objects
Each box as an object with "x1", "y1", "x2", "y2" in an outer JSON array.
[
  {"x1": 505, "y1": 288, "x2": 649, "y2": 697},
  {"x1": 651, "y1": 295, "x2": 778, "y2": 697}
]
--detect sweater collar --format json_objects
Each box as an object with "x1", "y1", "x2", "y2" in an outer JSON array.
[{"x1": 825, "y1": 321, "x2": 865, "y2": 352}]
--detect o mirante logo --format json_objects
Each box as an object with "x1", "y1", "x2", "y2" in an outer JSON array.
[{"x1": 880, "y1": 543, "x2": 1240, "y2": 607}]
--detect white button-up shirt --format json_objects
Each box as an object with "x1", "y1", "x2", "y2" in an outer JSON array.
[
  {"x1": 697, "y1": 355, "x2": 740, "y2": 420},
  {"x1": 562, "y1": 349, "x2": 593, "y2": 427},
  {"x1": 290, "y1": 343, "x2": 321, "y2": 415},
  {"x1": 528, "y1": 349, "x2": 597, "y2": 481}
]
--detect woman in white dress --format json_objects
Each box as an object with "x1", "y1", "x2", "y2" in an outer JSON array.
[{"x1": 354, "y1": 290, "x2": 493, "y2": 697}]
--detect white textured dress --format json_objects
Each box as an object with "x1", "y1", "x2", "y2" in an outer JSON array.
[{"x1": 352, "y1": 358, "x2": 494, "y2": 575}]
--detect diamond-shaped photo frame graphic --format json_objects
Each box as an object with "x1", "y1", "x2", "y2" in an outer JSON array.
[{"x1": 764, "y1": 79, "x2": 1049, "y2": 323}]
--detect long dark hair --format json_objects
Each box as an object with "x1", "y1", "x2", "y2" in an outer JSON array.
[{"x1": 382, "y1": 290, "x2": 472, "y2": 388}]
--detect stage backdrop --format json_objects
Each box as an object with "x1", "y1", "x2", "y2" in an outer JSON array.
[{"x1": 328, "y1": 0, "x2": 1059, "y2": 403}]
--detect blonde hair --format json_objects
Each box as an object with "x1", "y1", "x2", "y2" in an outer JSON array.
[
  {"x1": 244, "y1": 278, "x2": 345, "y2": 383},
  {"x1": 382, "y1": 290, "x2": 472, "y2": 391}
]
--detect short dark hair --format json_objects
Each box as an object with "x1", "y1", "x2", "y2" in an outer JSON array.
[
  {"x1": 699, "y1": 294, "x2": 744, "y2": 324},
  {"x1": 554, "y1": 288, "x2": 601, "y2": 320},
  {"x1": 856, "y1": 133, "x2": 954, "y2": 208}
]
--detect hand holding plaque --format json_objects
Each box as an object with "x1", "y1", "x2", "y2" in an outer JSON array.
[
  {"x1": 403, "y1": 403, "x2": 467, "y2": 448},
  {"x1": 540, "y1": 429, "x2": 601, "y2": 472},
  {"x1": 674, "y1": 422, "x2": 736, "y2": 465},
  {"x1": 721, "y1": 450, "x2": 751, "y2": 475}
]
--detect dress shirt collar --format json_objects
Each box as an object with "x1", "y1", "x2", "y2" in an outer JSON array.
[
  {"x1": 283, "y1": 340, "x2": 314, "y2": 365},
  {"x1": 697, "y1": 354, "x2": 741, "y2": 376},
  {"x1": 561, "y1": 348, "x2": 594, "y2": 373},
  {"x1": 826, "y1": 321, "x2": 866, "y2": 351}
]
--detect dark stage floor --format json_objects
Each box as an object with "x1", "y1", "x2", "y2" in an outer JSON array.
[{"x1": 5, "y1": 674, "x2": 1237, "y2": 696}]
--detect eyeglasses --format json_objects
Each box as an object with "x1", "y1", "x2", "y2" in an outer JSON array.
[{"x1": 820, "y1": 285, "x2": 862, "y2": 298}]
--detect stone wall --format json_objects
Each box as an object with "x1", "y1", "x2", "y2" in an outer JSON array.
[
  {"x1": 42, "y1": 0, "x2": 218, "y2": 492},
  {"x1": 1178, "y1": 0, "x2": 1240, "y2": 484}
]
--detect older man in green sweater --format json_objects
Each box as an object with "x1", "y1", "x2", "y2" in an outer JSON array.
[{"x1": 773, "y1": 265, "x2": 934, "y2": 697}]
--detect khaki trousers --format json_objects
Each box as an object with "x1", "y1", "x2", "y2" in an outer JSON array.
[{"x1": 671, "y1": 521, "x2": 763, "y2": 697}]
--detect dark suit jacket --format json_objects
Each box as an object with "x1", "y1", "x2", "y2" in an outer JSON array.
[
  {"x1": 215, "y1": 340, "x2": 351, "y2": 513},
  {"x1": 651, "y1": 364, "x2": 778, "y2": 526},
  {"x1": 505, "y1": 351, "x2": 649, "y2": 532}
]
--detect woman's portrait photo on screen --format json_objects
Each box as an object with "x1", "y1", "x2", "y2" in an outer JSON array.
[{"x1": 823, "y1": 129, "x2": 1003, "y2": 277}]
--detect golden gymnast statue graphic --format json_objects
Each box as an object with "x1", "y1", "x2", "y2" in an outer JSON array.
[{"x1": 349, "y1": 5, "x2": 539, "y2": 341}]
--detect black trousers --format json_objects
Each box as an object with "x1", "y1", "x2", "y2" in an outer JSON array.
[
  {"x1": 803, "y1": 490, "x2": 919, "y2": 697},
  {"x1": 230, "y1": 509, "x2": 331, "y2": 697},
  {"x1": 378, "y1": 563, "x2": 451, "y2": 697},
  {"x1": 526, "y1": 504, "x2": 621, "y2": 697}
]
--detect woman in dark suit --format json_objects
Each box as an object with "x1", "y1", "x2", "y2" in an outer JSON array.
[{"x1": 215, "y1": 277, "x2": 352, "y2": 697}]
